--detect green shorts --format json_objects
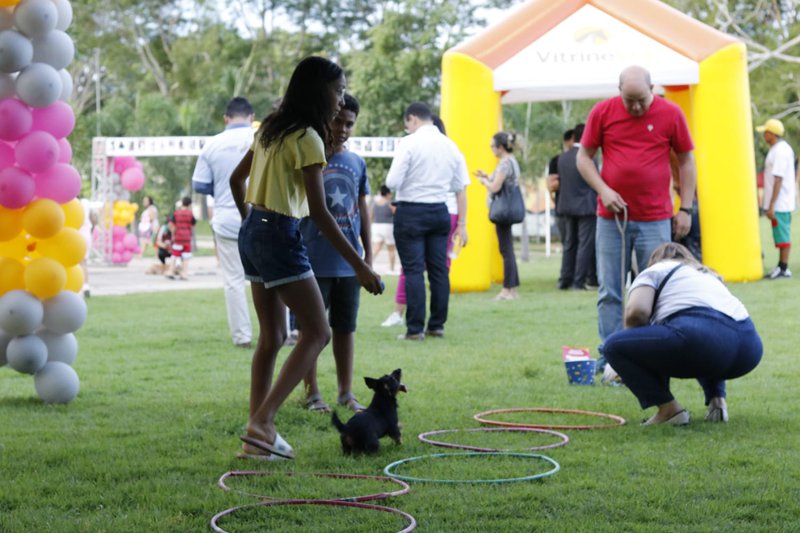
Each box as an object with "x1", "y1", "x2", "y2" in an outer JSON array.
[{"x1": 772, "y1": 211, "x2": 792, "y2": 248}]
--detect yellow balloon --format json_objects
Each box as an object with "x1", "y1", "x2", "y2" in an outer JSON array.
[
  {"x1": 0, "y1": 1, "x2": 21, "y2": 7},
  {"x1": 0, "y1": 206, "x2": 24, "y2": 241},
  {"x1": 37, "y1": 228, "x2": 87, "y2": 267},
  {"x1": 24, "y1": 257, "x2": 67, "y2": 299},
  {"x1": 23, "y1": 199, "x2": 65, "y2": 239},
  {"x1": 0, "y1": 257, "x2": 25, "y2": 295},
  {"x1": 64, "y1": 264, "x2": 85, "y2": 293},
  {"x1": 62, "y1": 199, "x2": 85, "y2": 229},
  {"x1": 0, "y1": 231, "x2": 29, "y2": 261}
]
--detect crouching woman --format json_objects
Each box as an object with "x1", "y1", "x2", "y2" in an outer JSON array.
[{"x1": 604, "y1": 242, "x2": 762, "y2": 425}]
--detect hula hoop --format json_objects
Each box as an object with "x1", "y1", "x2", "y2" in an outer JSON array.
[
  {"x1": 474, "y1": 407, "x2": 626, "y2": 430},
  {"x1": 217, "y1": 471, "x2": 410, "y2": 502},
  {"x1": 418, "y1": 427, "x2": 569, "y2": 452},
  {"x1": 210, "y1": 499, "x2": 416, "y2": 533},
  {"x1": 383, "y1": 452, "x2": 560, "y2": 484}
]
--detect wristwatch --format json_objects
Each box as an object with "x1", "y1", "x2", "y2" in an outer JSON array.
[{"x1": 679, "y1": 206, "x2": 692, "y2": 214}]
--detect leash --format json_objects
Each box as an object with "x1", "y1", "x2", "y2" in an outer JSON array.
[{"x1": 614, "y1": 206, "x2": 629, "y2": 304}]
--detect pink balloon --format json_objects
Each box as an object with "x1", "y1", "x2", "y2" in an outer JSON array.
[
  {"x1": 122, "y1": 250, "x2": 133, "y2": 263},
  {"x1": 0, "y1": 99, "x2": 33, "y2": 142},
  {"x1": 15, "y1": 131, "x2": 60, "y2": 173},
  {"x1": 120, "y1": 166, "x2": 145, "y2": 192},
  {"x1": 122, "y1": 233, "x2": 138, "y2": 250},
  {"x1": 112, "y1": 225, "x2": 126, "y2": 239},
  {"x1": 0, "y1": 141, "x2": 14, "y2": 167},
  {"x1": 56, "y1": 137, "x2": 72, "y2": 163},
  {"x1": 113, "y1": 241, "x2": 124, "y2": 253},
  {"x1": 111, "y1": 252, "x2": 123, "y2": 263},
  {"x1": 113, "y1": 156, "x2": 137, "y2": 176},
  {"x1": 33, "y1": 163, "x2": 81, "y2": 203},
  {"x1": 0, "y1": 166, "x2": 36, "y2": 208},
  {"x1": 31, "y1": 101, "x2": 76, "y2": 139}
]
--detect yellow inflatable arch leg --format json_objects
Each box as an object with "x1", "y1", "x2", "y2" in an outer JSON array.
[{"x1": 440, "y1": 51, "x2": 502, "y2": 292}]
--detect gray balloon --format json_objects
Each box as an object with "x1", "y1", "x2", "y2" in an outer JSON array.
[
  {"x1": 37, "y1": 329, "x2": 77, "y2": 365},
  {"x1": 43, "y1": 290, "x2": 87, "y2": 334},
  {"x1": 58, "y1": 67, "x2": 71, "y2": 100},
  {"x1": 0, "y1": 30, "x2": 34, "y2": 73},
  {"x1": 35, "y1": 361, "x2": 80, "y2": 404},
  {"x1": 7, "y1": 334, "x2": 47, "y2": 374},
  {"x1": 0, "y1": 71, "x2": 15, "y2": 98},
  {"x1": 15, "y1": 62, "x2": 62, "y2": 107},
  {"x1": 14, "y1": 0, "x2": 58, "y2": 39},
  {"x1": 52, "y1": 0, "x2": 72, "y2": 32},
  {"x1": 0, "y1": 290, "x2": 44, "y2": 336},
  {"x1": 32, "y1": 29, "x2": 73, "y2": 70}
]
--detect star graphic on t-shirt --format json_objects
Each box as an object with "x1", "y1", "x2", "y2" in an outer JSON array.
[{"x1": 328, "y1": 186, "x2": 347, "y2": 208}]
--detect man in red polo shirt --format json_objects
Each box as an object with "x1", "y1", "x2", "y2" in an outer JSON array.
[{"x1": 577, "y1": 65, "x2": 696, "y2": 374}]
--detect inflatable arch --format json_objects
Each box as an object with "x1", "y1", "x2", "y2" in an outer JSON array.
[{"x1": 442, "y1": 0, "x2": 761, "y2": 290}]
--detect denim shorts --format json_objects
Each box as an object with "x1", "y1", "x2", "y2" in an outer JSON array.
[
  {"x1": 238, "y1": 208, "x2": 314, "y2": 288},
  {"x1": 296, "y1": 276, "x2": 361, "y2": 333}
]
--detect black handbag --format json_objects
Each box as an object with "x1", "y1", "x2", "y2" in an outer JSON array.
[{"x1": 488, "y1": 165, "x2": 525, "y2": 225}]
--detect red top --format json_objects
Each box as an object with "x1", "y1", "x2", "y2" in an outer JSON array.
[
  {"x1": 581, "y1": 96, "x2": 694, "y2": 221},
  {"x1": 171, "y1": 209, "x2": 196, "y2": 247}
]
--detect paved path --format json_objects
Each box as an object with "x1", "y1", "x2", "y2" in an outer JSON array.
[{"x1": 87, "y1": 244, "x2": 400, "y2": 297}]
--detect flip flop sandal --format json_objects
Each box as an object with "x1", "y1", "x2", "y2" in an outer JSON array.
[
  {"x1": 239, "y1": 432, "x2": 295, "y2": 459},
  {"x1": 337, "y1": 393, "x2": 365, "y2": 412},
  {"x1": 305, "y1": 394, "x2": 332, "y2": 413}
]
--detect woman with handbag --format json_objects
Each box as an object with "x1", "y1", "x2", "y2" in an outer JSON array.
[{"x1": 476, "y1": 132, "x2": 524, "y2": 301}]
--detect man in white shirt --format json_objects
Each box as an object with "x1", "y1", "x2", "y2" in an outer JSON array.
[
  {"x1": 385, "y1": 102, "x2": 469, "y2": 340},
  {"x1": 757, "y1": 118, "x2": 796, "y2": 279},
  {"x1": 192, "y1": 97, "x2": 255, "y2": 347}
]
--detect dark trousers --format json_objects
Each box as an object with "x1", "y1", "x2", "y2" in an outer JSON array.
[
  {"x1": 393, "y1": 202, "x2": 451, "y2": 335},
  {"x1": 495, "y1": 223, "x2": 519, "y2": 288},
  {"x1": 603, "y1": 307, "x2": 762, "y2": 409},
  {"x1": 559, "y1": 215, "x2": 596, "y2": 288}
]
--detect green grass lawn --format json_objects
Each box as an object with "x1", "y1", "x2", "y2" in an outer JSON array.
[{"x1": 2, "y1": 218, "x2": 800, "y2": 532}]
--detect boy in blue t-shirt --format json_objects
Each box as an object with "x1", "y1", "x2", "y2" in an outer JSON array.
[{"x1": 299, "y1": 93, "x2": 372, "y2": 412}]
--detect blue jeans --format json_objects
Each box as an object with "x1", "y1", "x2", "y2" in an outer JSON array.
[
  {"x1": 603, "y1": 307, "x2": 762, "y2": 408},
  {"x1": 393, "y1": 202, "x2": 451, "y2": 335},
  {"x1": 596, "y1": 216, "x2": 671, "y2": 365}
]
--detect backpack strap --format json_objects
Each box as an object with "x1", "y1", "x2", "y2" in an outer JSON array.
[{"x1": 653, "y1": 264, "x2": 682, "y2": 308}]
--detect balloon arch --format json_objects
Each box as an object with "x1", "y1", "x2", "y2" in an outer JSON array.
[{"x1": 90, "y1": 135, "x2": 401, "y2": 265}]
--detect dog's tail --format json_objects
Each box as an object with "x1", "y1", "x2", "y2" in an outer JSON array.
[{"x1": 331, "y1": 412, "x2": 346, "y2": 433}]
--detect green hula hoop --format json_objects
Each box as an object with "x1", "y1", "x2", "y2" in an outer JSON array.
[{"x1": 383, "y1": 452, "x2": 560, "y2": 484}]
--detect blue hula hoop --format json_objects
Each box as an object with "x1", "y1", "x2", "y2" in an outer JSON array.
[{"x1": 383, "y1": 452, "x2": 560, "y2": 484}]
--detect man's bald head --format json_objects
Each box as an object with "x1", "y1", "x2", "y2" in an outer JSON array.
[{"x1": 618, "y1": 66, "x2": 654, "y2": 117}]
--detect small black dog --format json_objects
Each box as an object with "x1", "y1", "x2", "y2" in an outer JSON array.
[{"x1": 331, "y1": 368, "x2": 406, "y2": 455}]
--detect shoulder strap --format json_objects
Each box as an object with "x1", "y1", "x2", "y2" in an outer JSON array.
[{"x1": 653, "y1": 264, "x2": 682, "y2": 307}]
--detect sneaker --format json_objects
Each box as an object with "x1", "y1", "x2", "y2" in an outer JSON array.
[
  {"x1": 381, "y1": 312, "x2": 404, "y2": 327},
  {"x1": 397, "y1": 332, "x2": 425, "y2": 341},
  {"x1": 766, "y1": 266, "x2": 792, "y2": 279},
  {"x1": 601, "y1": 364, "x2": 624, "y2": 386}
]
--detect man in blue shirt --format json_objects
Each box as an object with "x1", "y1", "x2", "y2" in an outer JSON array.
[
  {"x1": 299, "y1": 93, "x2": 372, "y2": 413},
  {"x1": 192, "y1": 97, "x2": 255, "y2": 348}
]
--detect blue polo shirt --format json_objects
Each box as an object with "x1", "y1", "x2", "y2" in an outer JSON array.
[{"x1": 300, "y1": 150, "x2": 370, "y2": 277}]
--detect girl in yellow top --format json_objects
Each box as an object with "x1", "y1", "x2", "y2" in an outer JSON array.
[{"x1": 231, "y1": 56, "x2": 382, "y2": 459}]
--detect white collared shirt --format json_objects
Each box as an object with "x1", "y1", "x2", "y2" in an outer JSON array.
[{"x1": 385, "y1": 124, "x2": 470, "y2": 203}]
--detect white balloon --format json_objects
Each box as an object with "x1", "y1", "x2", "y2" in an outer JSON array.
[
  {"x1": 15, "y1": 61, "x2": 61, "y2": 107},
  {"x1": 35, "y1": 361, "x2": 79, "y2": 403},
  {"x1": 14, "y1": 0, "x2": 58, "y2": 39},
  {"x1": 51, "y1": 0, "x2": 72, "y2": 31},
  {"x1": 0, "y1": 71, "x2": 15, "y2": 98},
  {"x1": 0, "y1": 30, "x2": 34, "y2": 74},
  {"x1": 0, "y1": 329, "x2": 11, "y2": 366},
  {"x1": 43, "y1": 290, "x2": 87, "y2": 334},
  {"x1": 32, "y1": 29, "x2": 72, "y2": 70},
  {"x1": 37, "y1": 329, "x2": 77, "y2": 364},
  {"x1": 57, "y1": 67, "x2": 70, "y2": 100},
  {"x1": 0, "y1": 7, "x2": 15, "y2": 31},
  {"x1": 7, "y1": 334, "x2": 47, "y2": 374},
  {"x1": 0, "y1": 290, "x2": 44, "y2": 336}
]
